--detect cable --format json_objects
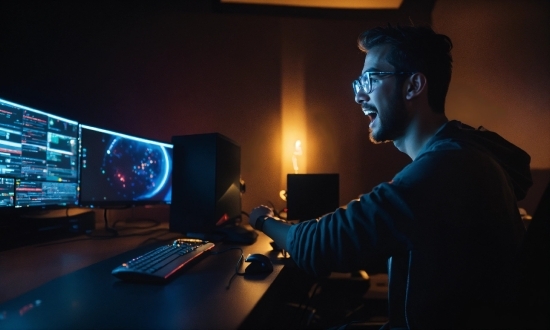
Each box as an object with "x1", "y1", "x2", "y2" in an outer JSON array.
[
  {"x1": 299, "y1": 281, "x2": 322, "y2": 327},
  {"x1": 85, "y1": 208, "x2": 118, "y2": 238},
  {"x1": 266, "y1": 200, "x2": 286, "y2": 219},
  {"x1": 210, "y1": 247, "x2": 245, "y2": 289},
  {"x1": 280, "y1": 249, "x2": 289, "y2": 259},
  {"x1": 103, "y1": 208, "x2": 118, "y2": 236}
]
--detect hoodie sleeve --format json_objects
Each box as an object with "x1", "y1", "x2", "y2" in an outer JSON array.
[
  {"x1": 285, "y1": 140, "x2": 525, "y2": 277},
  {"x1": 286, "y1": 180, "x2": 414, "y2": 277}
]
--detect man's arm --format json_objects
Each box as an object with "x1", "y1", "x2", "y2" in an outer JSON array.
[
  {"x1": 249, "y1": 206, "x2": 291, "y2": 250},
  {"x1": 261, "y1": 217, "x2": 291, "y2": 250}
]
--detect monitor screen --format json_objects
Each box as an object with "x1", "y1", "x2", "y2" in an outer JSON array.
[
  {"x1": 0, "y1": 177, "x2": 15, "y2": 208},
  {"x1": 0, "y1": 97, "x2": 79, "y2": 208},
  {"x1": 79, "y1": 125, "x2": 172, "y2": 207}
]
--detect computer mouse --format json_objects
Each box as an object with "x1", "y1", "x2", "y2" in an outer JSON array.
[{"x1": 244, "y1": 253, "x2": 273, "y2": 274}]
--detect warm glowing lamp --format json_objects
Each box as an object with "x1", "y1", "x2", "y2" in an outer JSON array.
[
  {"x1": 280, "y1": 27, "x2": 307, "y2": 190},
  {"x1": 292, "y1": 139, "x2": 303, "y2": 174}
]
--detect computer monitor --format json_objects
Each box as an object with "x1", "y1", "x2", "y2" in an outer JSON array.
[
  {"x1": 0, "y1": 97, "x2": 79, "y2": 209},
  {"x1": 0, "y1": 177, "x2": 15, "y2": 208},
  {"x1": 79, "y1": 125, "x2": 172, "y2": 207}
]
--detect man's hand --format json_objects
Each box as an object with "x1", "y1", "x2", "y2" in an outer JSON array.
[
  {"x1": 249, "y1": 205, "x2": 290, "y2": 250},
  {"x1": 249, "y1": 205, "x2": 274, "y2": 229}
]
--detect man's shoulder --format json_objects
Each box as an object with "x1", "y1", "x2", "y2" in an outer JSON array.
[{"x1": 393, "y1": 142, "x2": 494, "y2": 187}]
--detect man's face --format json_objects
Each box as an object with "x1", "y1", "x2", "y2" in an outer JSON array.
[{"x1": 354, "y1": 45, "x2": 409, "y2": 144}]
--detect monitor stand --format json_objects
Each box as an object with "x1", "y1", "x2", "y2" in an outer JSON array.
[{"x1": 86, "y1": 209, "x2": 118, "y2": 238}]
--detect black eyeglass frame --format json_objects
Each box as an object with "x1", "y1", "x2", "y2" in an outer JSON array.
[{"x1": 352, "y1": 71, "x2": 416, "y2": 95}]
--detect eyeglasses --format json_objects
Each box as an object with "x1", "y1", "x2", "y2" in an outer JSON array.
[{"x1": 352, "y1": 71, "x2": 415, "y2": 95}]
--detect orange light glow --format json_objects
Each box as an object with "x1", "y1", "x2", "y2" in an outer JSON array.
[
  {"x1": 292, "y1": 140, "x2": 302, "y2": 173},
  {"x1": 281, "y1": 24, "x2": 307, "y2": 186},
  {"x1": 220, "y1": 0, "x2": 403, "y2": 9}
]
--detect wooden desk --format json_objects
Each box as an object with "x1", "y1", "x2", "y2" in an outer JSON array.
[{"x1": 0, "y1": 221, "x2": 297, "y2": 329}]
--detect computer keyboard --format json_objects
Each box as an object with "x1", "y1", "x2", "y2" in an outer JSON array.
[{"x1": 111, "y1": 238, "x2": 215, "y2": 282}]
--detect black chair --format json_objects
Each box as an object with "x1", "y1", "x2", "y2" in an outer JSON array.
[
  {"x1": 513, "y1": 180, "x2": 550, "y2": 329},
  {"x1": 325, "y1": 180, "x2": 550, "y2": 330}
]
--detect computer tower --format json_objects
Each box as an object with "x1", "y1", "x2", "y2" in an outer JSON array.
[
  {"x1": 170, "y1": 133, "x2": 241, "y2": 237},
  {"x1": 286, "y1": 174, "x2": 339, "y2": 221}
]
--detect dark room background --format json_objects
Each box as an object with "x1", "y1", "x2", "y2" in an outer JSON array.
[{"x1": 1, "y1": 0, "x2": 548, "y2": 221}]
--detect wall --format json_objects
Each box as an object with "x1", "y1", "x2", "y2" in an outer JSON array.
[
  {"x1": 0, "y1": 1, "x2": 425, "y2": 220},
  {"x1": 432, "y1": 0, "x2": 550, "y2": 213},
  {"x1": 1, "y1": 1, "x2": 547, "y2": 222}
]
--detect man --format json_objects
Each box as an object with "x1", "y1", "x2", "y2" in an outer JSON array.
[{"x1": 250, "y1": 25, "x2": 531, "y2": 328}]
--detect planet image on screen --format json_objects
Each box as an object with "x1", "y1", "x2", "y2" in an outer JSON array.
[{"x1": 101, "y1": 137, "x2": 170, "y2": 200}]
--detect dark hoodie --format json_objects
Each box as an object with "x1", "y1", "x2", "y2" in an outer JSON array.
[{"x1": 287, "y1": 120, "x2": 532, "y2": 329}]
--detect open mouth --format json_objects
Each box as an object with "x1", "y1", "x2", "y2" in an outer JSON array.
[{"x1": 364, "y1": 109, "x2": 377, "y2": 121}]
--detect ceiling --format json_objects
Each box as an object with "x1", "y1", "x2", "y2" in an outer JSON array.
[{"x1": 220, "y1": 0, "x2": 404, "y2": 10}]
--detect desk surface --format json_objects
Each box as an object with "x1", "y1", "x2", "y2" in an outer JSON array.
[{"x1": 0, "y1": 221, "x2": 291, "y2": 329}]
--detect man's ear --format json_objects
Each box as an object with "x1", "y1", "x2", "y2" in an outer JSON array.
[{"x1": 405, "y1": 72, "x2": 427, "y2": 100}]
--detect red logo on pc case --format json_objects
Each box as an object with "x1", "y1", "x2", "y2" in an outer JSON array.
[{"x1": 216, "y1": 213, "x2": 229, "y2": 226}]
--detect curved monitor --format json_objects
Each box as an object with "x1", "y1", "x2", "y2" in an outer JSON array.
[
  {"x1": 0, "y1": 97, "x2": 79, "y2": 209},
  {"x1": 79, "y1": 125, "x2": 172, "y2": 207}
]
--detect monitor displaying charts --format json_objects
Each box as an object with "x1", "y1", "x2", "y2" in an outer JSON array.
[
  {"x1": 0, "y1": 98, "x2": 79, "y2": 208},
  {"x1": 0, "y1": 177, "x2": 15, "y2": 208},
  {"x1": 79, "y1": 125, "x2": 172, "y2": 207}
]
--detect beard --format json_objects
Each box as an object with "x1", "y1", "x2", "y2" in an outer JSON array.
[{"x1": 369, "y1": 86, "x2": 409, "y2": 144}]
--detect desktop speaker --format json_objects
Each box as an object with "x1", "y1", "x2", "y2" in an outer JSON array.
[
  {"x1": 169, "y1": 133, "x2": 241, "y2": 237},
  {"x1": 286, "y1": 174, "x2": 339, "y2": 221}
]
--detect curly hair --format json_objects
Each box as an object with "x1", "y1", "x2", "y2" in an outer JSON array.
[{"x1": 358, "y1": 25, "x2": 453, "y2": 114}]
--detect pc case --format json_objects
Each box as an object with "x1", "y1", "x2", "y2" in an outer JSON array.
[{"x1": 170, "y1": 133, "x2": 241, "y2": 237}]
